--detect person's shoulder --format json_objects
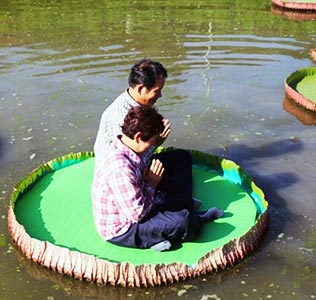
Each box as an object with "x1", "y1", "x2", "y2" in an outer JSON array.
[
  {"x1": 102, "y1": 91, "x2": 129, "y2": 114},
  {"x1": 112, "y1": 90, "x2": 129, "y2": 105},
  {"x1": 106, "y1": 138, "x2": 132, "y2": 160},
  {"x1": 96, "y1": 143, "x2": 124, "y2": 169}
]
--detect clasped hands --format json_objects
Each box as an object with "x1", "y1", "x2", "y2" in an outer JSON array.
[
  {"x1": 155, "y1": 118, "x2": 171, "y2": 147},
  {"x1": 145, "y1": 118, "x2": 170, "y2": 187},
  {"x1": 144, "y1": 159, "x2": 164, "y2": 188}
]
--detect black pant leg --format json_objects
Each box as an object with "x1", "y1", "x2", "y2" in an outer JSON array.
[{"x1": 152, "y1": 149, "x2": 194, "y2": 211}]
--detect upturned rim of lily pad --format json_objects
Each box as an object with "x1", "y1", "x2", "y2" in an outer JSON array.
[
  {"x1": 285, "y1": 67, "x2": 316, "y2": 112},
  {"x1": 271, "y1": 0, "x2": 316, "y2": 11}
]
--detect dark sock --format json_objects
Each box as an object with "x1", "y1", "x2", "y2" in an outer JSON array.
[{"x1": 195, "y1": 207, "x2": 224, "y2": 223}]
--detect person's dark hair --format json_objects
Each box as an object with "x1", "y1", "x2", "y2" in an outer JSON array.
[
  {"x1": 128, "y1": 59, "x2": 168, "y2": 90},
  {"x1": 121, "y1": 106, "x2": 164, "y2": 141}
]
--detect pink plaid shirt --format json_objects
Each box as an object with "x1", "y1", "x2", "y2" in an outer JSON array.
[{"x1": 91, "y1": 136, "x2": 155, "y2": 240}]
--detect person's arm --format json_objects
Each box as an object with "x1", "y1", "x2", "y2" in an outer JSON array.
[
  {"x1": 108, "y1": 164, "x2": 154, "y2": 223},
  {"x1": 143, "y1": 159, "x2": 166, "y2": 205},
  {"x1": 140, "y1": 118, "x2": 171, "y2": 165},
  {"x1": 143, "y1": 159, "x2": 164, "y2": 188},
  {"x1": 154, "y1": 118, "x2": 171, "y2": 147}
]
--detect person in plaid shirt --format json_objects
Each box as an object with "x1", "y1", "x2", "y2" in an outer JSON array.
[{"x1": 91, "y1": 106, "x2": 224, "y2": 251}]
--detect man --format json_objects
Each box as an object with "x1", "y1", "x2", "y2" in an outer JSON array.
[
  {"x1": 91, "y1": 106, "x2": 223, "y2": 251},
  {"x1": 94, "y1": 58, "x2": 169, "y2": 160},
  {"x1": 94, "y1": 58, "x2": 194, "y2": 212}
]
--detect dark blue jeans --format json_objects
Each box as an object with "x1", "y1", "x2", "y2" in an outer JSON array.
[
  {"x1": 109, "y1": 208, "x2": 202, "y2": 249},
  {"x1": 153, "y1": 149, "x2": 194, "y2": 212}
]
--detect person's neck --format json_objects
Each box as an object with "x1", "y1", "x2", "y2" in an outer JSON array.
[
  {"x1": 128, "y1": 87, "x2": 145, "y2": 105},
  {"x1": 120, "y1": 134, "x2": 139, "y2": 154}
]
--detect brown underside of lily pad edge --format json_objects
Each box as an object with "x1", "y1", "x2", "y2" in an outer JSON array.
[
  {"x1": 271, "y1": 4, "x2": 316, "y2": 20},
  {"x1": 7, "y1": 205, "x2": 268, "y2": 287},
  {"x1": 283, "y1": 96, "x2": 316, "y2": 125}
]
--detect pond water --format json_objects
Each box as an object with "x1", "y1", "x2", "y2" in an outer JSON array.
[{"x1": 1, "y1": 0, "x2": 316, "y2": 299}]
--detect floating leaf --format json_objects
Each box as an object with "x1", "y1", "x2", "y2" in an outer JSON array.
[{"x1": 0, "y1": 234, "x2": 6, "y2": 247}]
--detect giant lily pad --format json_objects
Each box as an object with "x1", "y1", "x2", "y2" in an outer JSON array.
[
  {"x1": 8, "y1": 149, "x2": 268, "y2": 287},
  {"x1": 285, "y1": 67, "x2": 316, "y2": 112}
]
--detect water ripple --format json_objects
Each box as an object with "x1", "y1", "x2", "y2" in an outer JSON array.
[
  {"x1": 182, "y1": 34, "x2": 308, "y2": 69},
  {"x1": 0, "y1": 44, "x2": 139, "y2": 77},
  {"x1": 0, "y1": 33, "x2": 310, "y2": 78}
]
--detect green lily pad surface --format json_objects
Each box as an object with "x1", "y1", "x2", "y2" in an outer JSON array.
[{"x1": 297, "y1": 75, "x2": 316, "y2": 103}]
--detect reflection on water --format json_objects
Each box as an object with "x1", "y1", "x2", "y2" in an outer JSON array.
[
  {"x1": 283, "y1": 96, "x2": 316, "y2": 125},
  {"x1": 1, "y1": 0, "x2": 316, "y2": 299}
]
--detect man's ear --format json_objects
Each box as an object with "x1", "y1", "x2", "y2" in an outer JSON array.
[
  {"x1": 134, "y1": 132, "x2": 142, "y2": 144},
  {"x1": 137, "y1": 84, "x2": 146, "y2": 96}
]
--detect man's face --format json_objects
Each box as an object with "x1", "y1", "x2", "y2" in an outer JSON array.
[{"x1": 140, "y1": 79, "x2": 165, "y2": 106}]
